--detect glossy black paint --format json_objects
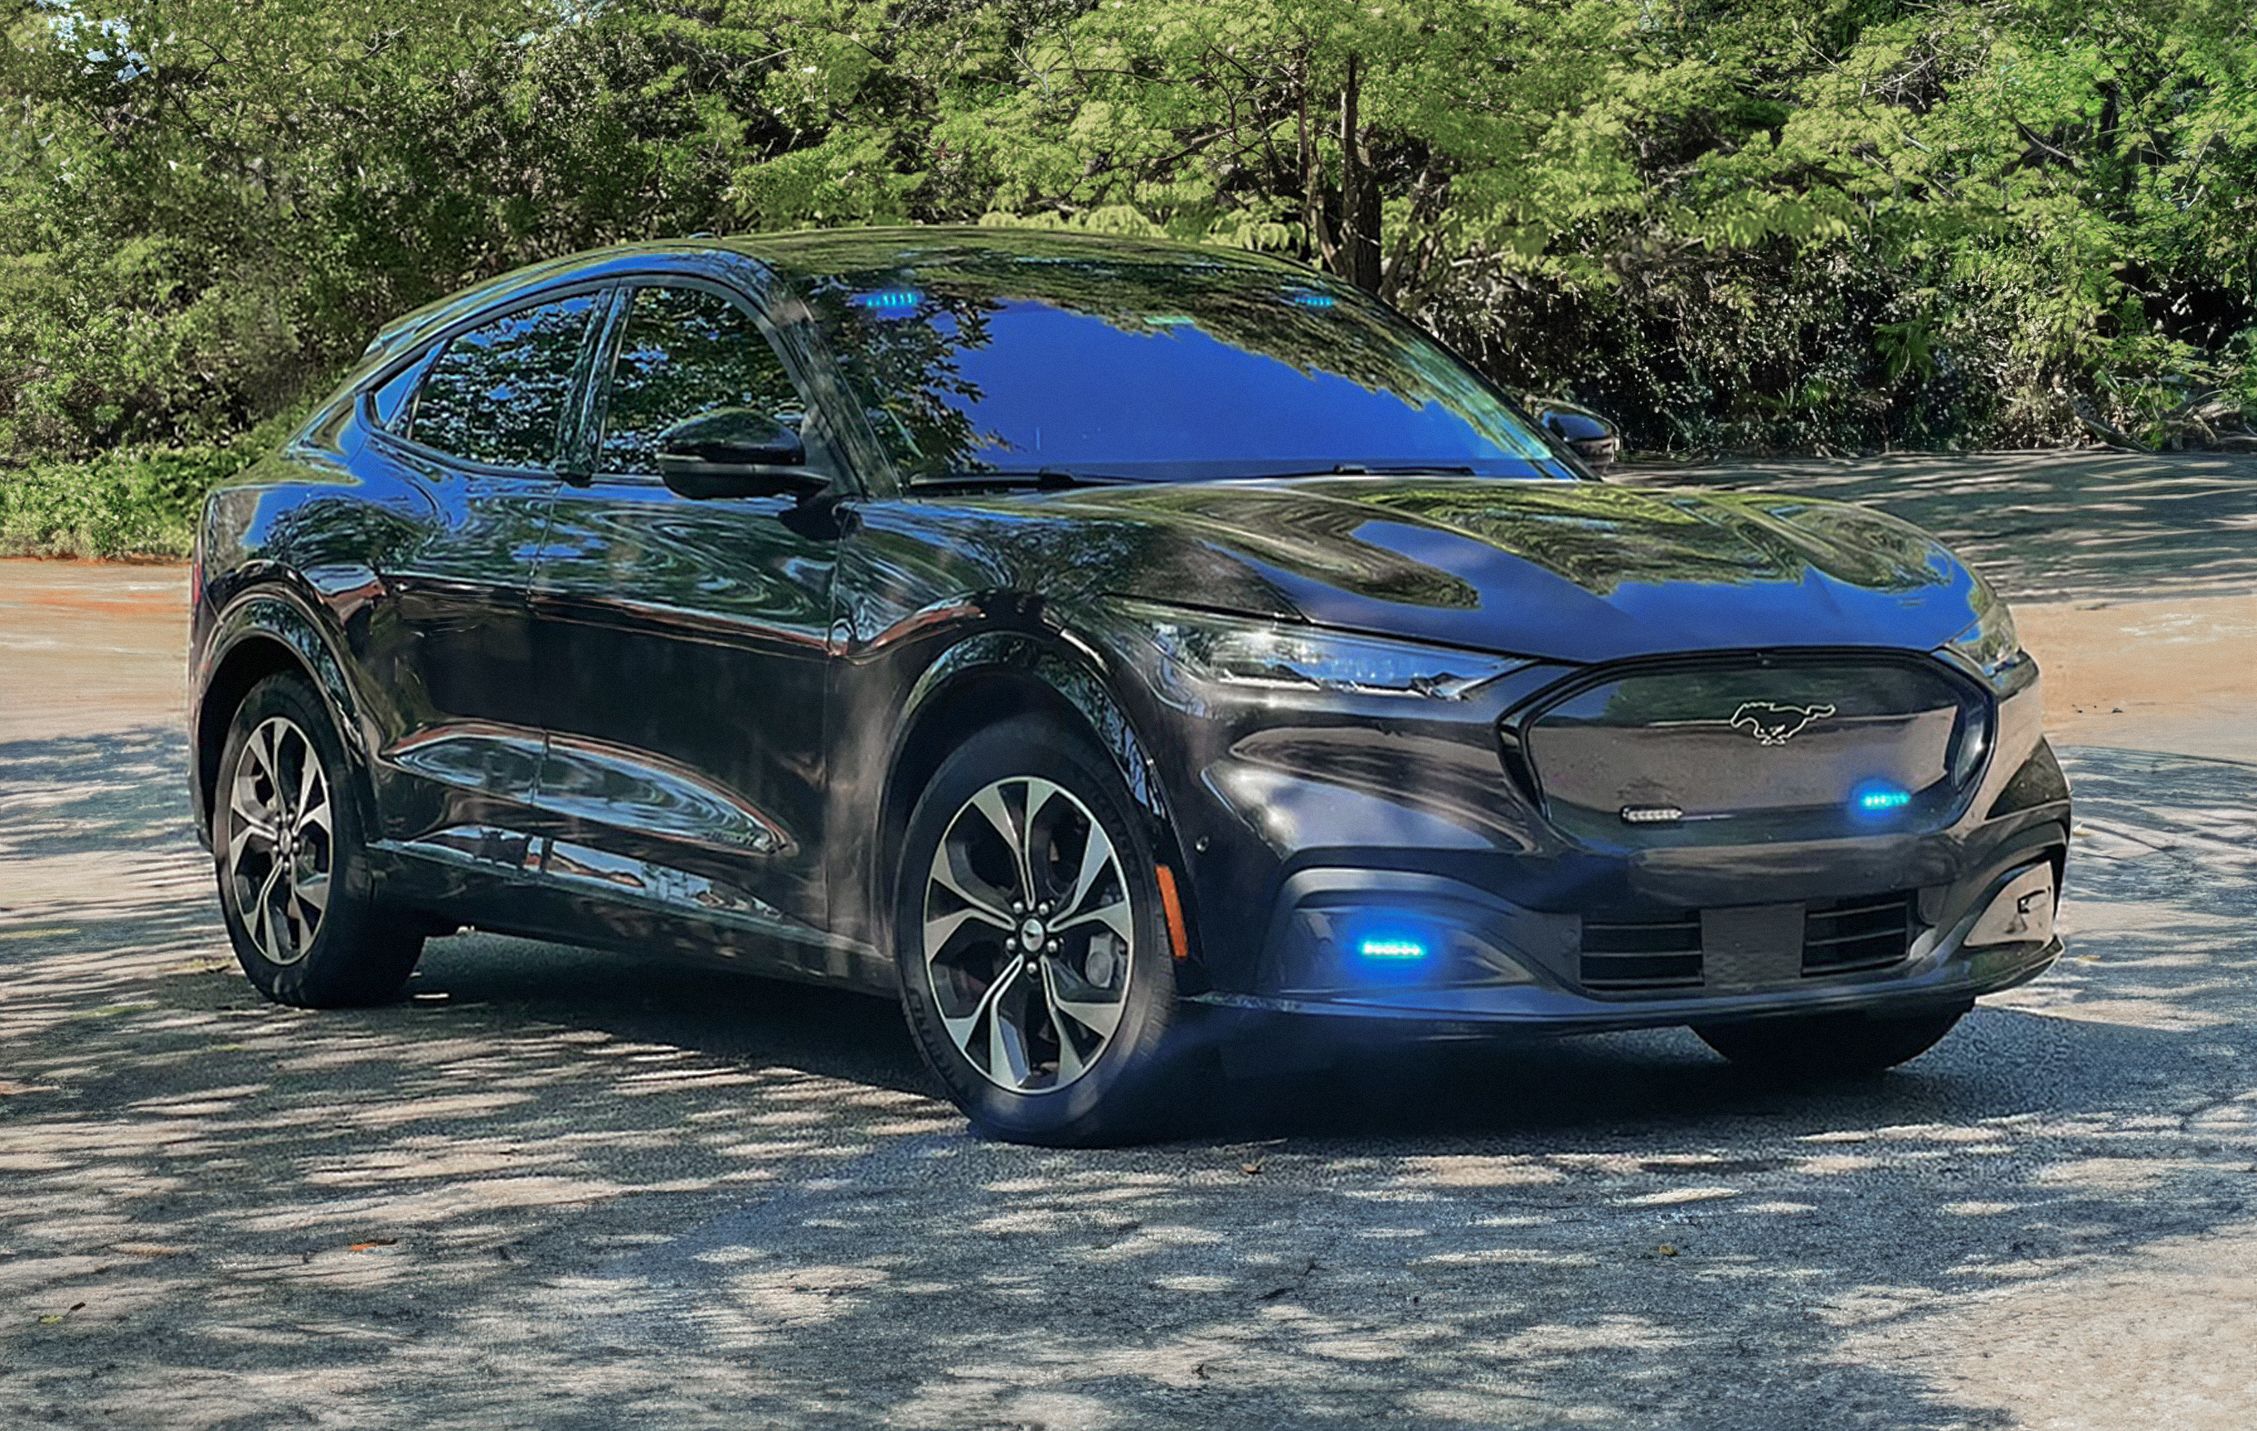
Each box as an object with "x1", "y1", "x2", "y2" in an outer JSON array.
[{"x1": 189, "y1": 228, "x2": 2069, "y2": 1030}]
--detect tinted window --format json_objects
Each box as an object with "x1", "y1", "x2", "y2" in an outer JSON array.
[
  {"x1": 368, "y1": 347, "x2": 436, "y2": 429},
  {"x1": 599, "y1": 286, "x2": 805, "y2": 476},
  {"x1": 408, "y1": 293, "x2": 597, "y2": 468},
  {"x1": 800, "y1": 256, "x2": 1557, "y2": 482}
]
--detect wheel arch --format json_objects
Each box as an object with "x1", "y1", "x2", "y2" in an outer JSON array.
[
  {"x1": 869, "y1": 628, "x2": 1202, "y2": 981},
  {"x1": 193, "y1": 587, "x2": 379, "y2": 845}
]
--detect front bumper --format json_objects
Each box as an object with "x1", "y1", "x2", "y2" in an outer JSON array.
[
  {"x1": 1083, "y1": 600, "x2": 2067, "y2": 1024},
  {"x1": 1121, "y1": 639, "x2": 2070, "y2": 1033},
  {"x1": 1184, "y1": 814, "x2": 2064, "y2": 1035}
]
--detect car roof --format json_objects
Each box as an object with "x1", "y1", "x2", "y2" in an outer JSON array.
[
  {"x1": 361, "y1": 226, "x2": 1315, "y2": 365},
  {"x1": 712, "y1": 225, "x2": 1307, "y2": 282}
]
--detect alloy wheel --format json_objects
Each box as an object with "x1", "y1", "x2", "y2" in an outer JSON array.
[
  {"x1": 223, "y1": 715, "x2": 334, "y2": 966},
  {"x1": 921, "y1": 777, "x2": 1134, "y2": 1092}
]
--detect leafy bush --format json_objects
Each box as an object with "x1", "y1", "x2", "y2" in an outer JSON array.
[{"x1": 1, "y1": 440, "x2": 255, "y2": 559}]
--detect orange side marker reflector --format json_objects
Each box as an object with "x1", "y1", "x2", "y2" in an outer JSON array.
[{"x1": 1155, "y1": 864, "x2": 1192, "y2": 961}]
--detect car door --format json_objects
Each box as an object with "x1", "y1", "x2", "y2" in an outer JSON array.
[
  {"x1": 527, "y1": 279, "x2": 847, "y2": 956},
  {"x1": 357, "y1": 288, "x2": 604, "y2": 861}
]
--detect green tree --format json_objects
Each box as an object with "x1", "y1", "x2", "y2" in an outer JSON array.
[{"x1": 2, "y1": 0, "x2": 2250, "y2": 488}]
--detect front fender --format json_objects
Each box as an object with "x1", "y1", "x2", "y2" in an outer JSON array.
[
  {"x1": 828, "y1": 611, "x2": 1204, "y2": 980},
  {"x1": 895, "y1": 627, "x2": 1170, "y2": 823}
]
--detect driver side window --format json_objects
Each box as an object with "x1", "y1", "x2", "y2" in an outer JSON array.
[{"x1": 599, "y1": 286, "x2": 817, "y2": 478}]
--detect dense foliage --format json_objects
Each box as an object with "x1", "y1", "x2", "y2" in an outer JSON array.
[{"x1": 3, "y1": 0, "x2": 2253, "y2": 550}]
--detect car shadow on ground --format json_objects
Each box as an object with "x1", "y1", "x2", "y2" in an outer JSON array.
[{"x1": 6, "y1": 729, "x2": 2257, "y2": 1426}]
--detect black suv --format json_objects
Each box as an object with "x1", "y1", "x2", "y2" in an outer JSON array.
[{"x1": 189, "y1": 229, "x2": 2068, "y2": 1143}]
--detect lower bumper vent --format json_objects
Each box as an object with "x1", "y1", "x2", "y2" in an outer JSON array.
[
  {"x1": 1580, "y1": 914, "x2": 1703, "y2": 992},
  {"x1": 1579, "y1": 890, "x2": 1918, "y2": 994},
  {"x1": 1802, "y1": 892, "x2": 1915, "y2": 975}
]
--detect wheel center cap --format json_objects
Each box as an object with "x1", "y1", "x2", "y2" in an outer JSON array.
[{"x1": 1019, "y1": 916, "x2": 1047, "y2": 948}]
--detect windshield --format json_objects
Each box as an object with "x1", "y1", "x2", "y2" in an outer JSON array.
[{"x1": 794, "y1": 252, "x2": 1565, "y2": 484}]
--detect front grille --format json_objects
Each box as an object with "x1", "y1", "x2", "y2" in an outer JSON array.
[
  {"x1": 1580, "y1": 913, "x2": 1703, "y2": 991},
  {"x1": 1577, "y1": 890, "x2": 1919, "y2": 994},
  {"x1": 1802, "y1": 892, "x2": 1915, "y2": 975},
  {"x1": 1515, "y1": 656, "x2": 1983, "y2": 847}
]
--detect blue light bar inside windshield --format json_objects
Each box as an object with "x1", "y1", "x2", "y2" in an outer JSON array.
[{"x1": 851, "y1": 289, "x2": 923, "y2": 312}]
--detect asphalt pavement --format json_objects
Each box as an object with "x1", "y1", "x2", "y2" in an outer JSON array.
[{"x1": 4, "y1": 452, "x2": 2256, "y2": 1428}]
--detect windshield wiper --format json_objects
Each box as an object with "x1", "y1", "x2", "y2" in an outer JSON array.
[
  {"x1": 1287, "y1": 462, "x2": 1482, "y2": 477},
  {"x1": 908, "y1": 467, "x2": 1144, "y2": 491}
]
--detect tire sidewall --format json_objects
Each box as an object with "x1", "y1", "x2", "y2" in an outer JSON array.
[{"x1": 893, "y1": 716, "x2": 1179, "y2": 1144}]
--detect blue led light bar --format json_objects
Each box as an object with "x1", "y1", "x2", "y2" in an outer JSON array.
[
  {"x1": 1358, "y1": 936, "x2": 1428, "y2": 960},
  {"x1": 1287, "y1": 291, "x2": 1336, "y2": 309},
  {"x1": 850, "y1": 288, "x2": 923, "y2": 311},
  {"x1": 1856, "y1": 785, "x2": 1912, "y2": 812}
]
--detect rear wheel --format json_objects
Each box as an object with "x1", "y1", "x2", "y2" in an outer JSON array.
[
  {"x1": 1694, "y1": 1003, "x2": 1969, "y2": 1078},
  {"x1": 893, "y1": 716, "x2": 1182, "y2": 1145},
  {"x1": 212, "y1": 674, "x2": 423, "y2": 1007}
]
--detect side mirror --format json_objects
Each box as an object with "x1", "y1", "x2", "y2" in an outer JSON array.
[
  {"x1": 1532, "y1": 399, "x2": 1622, "y2": 472},
  {"x1": 655, "y1": 409, "x2": 829, "y2": 500}
]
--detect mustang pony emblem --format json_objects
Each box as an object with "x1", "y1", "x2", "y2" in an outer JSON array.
[{"x1": 1728, "y1": 701, "x2": 1836, "y2": 746}]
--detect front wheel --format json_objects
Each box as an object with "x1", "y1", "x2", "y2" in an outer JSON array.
[
  {"x1": 211, "y1": 673, "x2": 424, "y2": 1007},
  {"x1": 1694, "y1": 1003, "x2": 1970, "y2": 1078},
  {"x1": 893, "y1": 715, "x2": 1183, "y2": 1145}
]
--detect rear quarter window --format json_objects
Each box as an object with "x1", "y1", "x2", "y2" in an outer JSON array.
[{"x1": 367, "y1": 347, "x2": 438, "y2": 430}]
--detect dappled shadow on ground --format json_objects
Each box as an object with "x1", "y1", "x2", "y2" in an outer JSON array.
[
  {"x1": 1636, "y1": 449, "x2": 2257, "y2": 602},
  {"x1": 4, "y1": 732, "x2": 2257, "y2": 1426}
]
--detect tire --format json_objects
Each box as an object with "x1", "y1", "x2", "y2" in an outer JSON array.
[
  {"x1": 1693, "y1": 1003, "x2": 1970, "y2": 1078},
  {"x1": 893, "y1": 714, "x2": 1183, "y2": 1145},
  {"x1": 210, "y1": 673, "x2": 424, "y2": 1007}
]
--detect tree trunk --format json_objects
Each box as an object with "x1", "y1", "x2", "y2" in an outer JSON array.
[
  {"x1": 1298, "y1": 48, "x2": 1339, "y2": 272},
  {"x1": 1336, "y1": 53, "x2": 1383, "y2": 293}
]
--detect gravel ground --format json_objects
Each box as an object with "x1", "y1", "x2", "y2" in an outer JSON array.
[{"x1": 4, "y1": 452, "x2": 2256, "y2": 1427}]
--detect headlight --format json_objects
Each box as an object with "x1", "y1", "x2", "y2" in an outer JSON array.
[
  {"x1": 1120, "y1": 600, "x2": 1528, "y2": 699},
  {"x1": 1943, "y1": 586, "x2": 2028, "y2": 684}
]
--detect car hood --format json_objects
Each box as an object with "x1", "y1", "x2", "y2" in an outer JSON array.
[{"x1": 1043, "y1": 476, "x2": 1986, "y2": 664}]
